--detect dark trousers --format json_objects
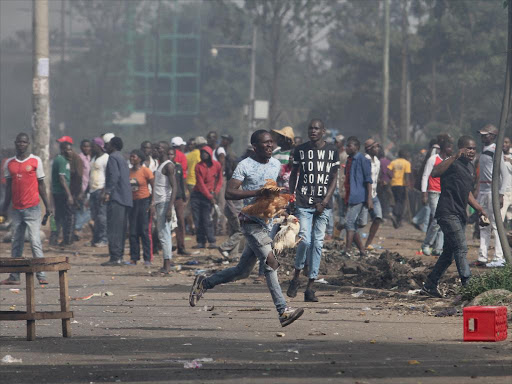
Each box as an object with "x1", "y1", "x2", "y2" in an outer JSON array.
[
  {"x1": 377, "y1": 183, "x2": 392, "y2": 218},
  {"x1": 90, "y1": 190, "x2": 107, "y2": 244},
  {"x1": 174, "y1": 198, "x2": 186, "y2": 250},
  {"x1": 427, "y1": 215, "x2": 471, "y2": 286},
  {"x1": 191, "y1": 191, "x2": 215, "y2": 245},
  {"x1": 52, "y1": 193, "x2": 74, "y2": 245},
  {"x1": 107, "y1": 200, "x2": 128, "y2": 261},
  {"x1": 391, "y1": 186, "x2": 406, "y2": 225},
  {"x1": 128, "y1": 197, "x2": 151, "y2": 262}
]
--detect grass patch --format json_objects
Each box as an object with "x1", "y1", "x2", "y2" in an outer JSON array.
[
  {"x1": 477, "y1": 293, "x2": 511, "y2": 306},
  {"x1": 459, "y1": 264, "x2": 512, "y2": 301}
]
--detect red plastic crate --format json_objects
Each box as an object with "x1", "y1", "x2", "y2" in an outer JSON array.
[{"x1": 463, "y1": 306, "x2": 508, "y2": 342}]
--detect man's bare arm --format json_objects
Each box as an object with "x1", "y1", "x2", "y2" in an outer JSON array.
[{"x1": 226, "y1": 178, "x2": 260, "y2": 200}]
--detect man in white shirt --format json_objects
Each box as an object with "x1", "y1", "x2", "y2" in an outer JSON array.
[
  {"x1": 359, "y1": 139, "x2": 382, "y2": 250},
  {"x1": 89, "y1": 137, "x2": 109, "y2": 247},
  {"x1": 420, "y1": 135, "x2": 453, "y2": 256},
  {"x1": 476, "y1": 124, "x2": 510, "y2": 268},
  {"x1": 501, "y1": 137, "x2": 512, "y2": 227}
]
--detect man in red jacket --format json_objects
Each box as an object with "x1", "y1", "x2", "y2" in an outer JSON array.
[{"x1": 191, "y1": 146, "x2": 222, "y2": 249}]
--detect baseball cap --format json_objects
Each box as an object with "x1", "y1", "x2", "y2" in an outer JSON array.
[
  {"x1": 195, "y1": 136, "x2": 207, "y2": 145},
  {"x1": 102, "y1": 133, "x2": 115, "y2": 143},
  {"x1": 477, "y1": 124, "x2": 498, "y2": 136},
  {"x1": 56, "y1": 136, "x2": 73, "y2": 144},
  {"x1": 171, "y1": 136, "x2": 186, "y2": 147}
]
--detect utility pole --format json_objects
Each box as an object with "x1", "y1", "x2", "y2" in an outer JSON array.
[
  {"x1": 400, "y1": 0, "x2": 409, "y2": 143},
  {"x1": 60, "y1": 0, "x2": 65, "y2": 64},
  {"x1": 382, "y1": 0, "x2": 390, "y2": 146},
  {"x1": 248, "y1": 25, "x2": 257, "y2": 144},
  {"x1": 32, "y1": 0, "x2": 51, "y2": 191}
]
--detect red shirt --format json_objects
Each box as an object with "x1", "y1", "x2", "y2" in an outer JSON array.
[
  {"x1": 4, "y1": 155, "x2": 45, "y2": 210},
  {"x1": 174, "y1": 150, "x2": 188, "y2": 179},
  {"x1": 428, "y1": 155, "x2": 443, "y2": 193},
  {"x1": 193, "y1": 154, "x2": 222, "y2": 201}
]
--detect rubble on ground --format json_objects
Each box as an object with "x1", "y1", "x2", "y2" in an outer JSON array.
[{"x1": 279, "y1": 240, "x2": 460, "y2": 293}]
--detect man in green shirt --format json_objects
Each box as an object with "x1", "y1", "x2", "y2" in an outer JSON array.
[
  {"x1": 272, "y1": 126, "x2": 295, "y2": 165},
  {"x1": 50, "y1": 141, "x2": 75, "y2": 246}
]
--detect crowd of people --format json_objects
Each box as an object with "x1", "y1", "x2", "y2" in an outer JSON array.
[{"x1": 0, "y1": 121, "x2": 510, "y2": 325}]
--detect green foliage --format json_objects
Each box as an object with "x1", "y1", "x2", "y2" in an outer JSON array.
[{"x1": 459, "y1": 265, "x2": 512, "y2": 301}]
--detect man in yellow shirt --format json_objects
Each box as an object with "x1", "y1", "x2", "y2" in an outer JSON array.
[{"x1": 388, "y1": 150, "x2": 411, "y2": 228}]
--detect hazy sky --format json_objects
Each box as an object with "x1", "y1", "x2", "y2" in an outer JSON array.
[{"x1": 0, "y1": 0, "x2": 71, "y2": 41}]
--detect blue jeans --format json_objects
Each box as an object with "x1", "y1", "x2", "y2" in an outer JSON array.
[
  {"x1": 9, "y1": 205, "x2": 46, "y2": 281},
  {"x1": 345, "y1": 203, "x2": 365, "y2": 231},
  {"x1": 427, "y1": 215, "x2": 471, "y2": 286},
  {"x1": 90, "y1": 190, "x2": 107, "y2": 244},
  {"x1": 155, "y1": 201, "x2": 173, "y2": 260},
  {"x1": 203, "y1": 222, "x2": 287, "y2": 314},
  {"x1": 294, "y1": 207, "x2": 330, "y2": 279},
  {"x1": 74, "y1": 199, "x2": 91, "y2": 231},
  {"x1": 422, "y1": 192, "x2": 443, "y2": 251}
]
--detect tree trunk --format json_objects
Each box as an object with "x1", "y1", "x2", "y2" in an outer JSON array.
[
  {"x1": 382, "y1": 0, "x2": 390, "y2": 145},
  {"x1": 400, "y1": 0, "x2": 409, "y2": 142},
  {"x1": 430, "y1": 60, "x2": 437, "y2": 121}
]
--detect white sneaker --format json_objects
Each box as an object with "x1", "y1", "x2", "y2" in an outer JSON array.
[{"x1": 486, "y1": 259, "x2": 506, "y2": 268}]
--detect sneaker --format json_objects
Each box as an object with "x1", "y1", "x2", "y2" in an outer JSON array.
[
  {"x1": 486, "y1": 259, "x2": 506, "y2": 268},
  {"x1": 0, "y1": 277, "x2": 21, "y2": 285},
  {"x1": 144, "y1": 261, "x2": 152, "y2": 267},
  {"x1": 304, "y1": 289, "x2": 319, "y2": 302},
  {"x1": 94, "y1": 241, "x2": 108, "y2": 248},
  {"x1": 420, "y1": 283, "x2": 443, "y2": 298},
  {"x1": 101, "y1": 260, "x2": 122, "y2": 266},
  {"x1": 422, "y1": 247, "x2": 432, "y2": 256},
  {"x1": 189, "y1": 275, "x2": 207, "y2": 307},
  {"x1": 470, "y1": 260, "x2": 487, "y2": 267},
  {"x1": 38, "y1": 278, "x2": 49, "y2": 285},
  {"x1": 192, "y1": 244, "x2": 205, "y2": 249},
  {"x1": 218, "y1": 247, "x2": 230, "y2": 258},
  {"x1": 124, "y1": 260, "x2": 137, "y2": 266},
  {"x1": 279, "y1": 307, "x2": 304, "y2": 327},
  {"x1": 286, "y1": 279, "x2": 300, "y2": 298},
  {"x1": 178, "y1": 248, "x2": 191, "y2": 256},
  {"x1": 207, "y1": 243, "x2": 217, "y2": 249}
]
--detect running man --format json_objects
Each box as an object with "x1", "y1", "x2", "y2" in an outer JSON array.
[{"x1": 189, "y1": 130, "x2": 304, "y2": 327}]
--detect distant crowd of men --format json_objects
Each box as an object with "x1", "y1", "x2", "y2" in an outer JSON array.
[{"x1": 0, "y1": 122, "x2": 508, "y2": 318}]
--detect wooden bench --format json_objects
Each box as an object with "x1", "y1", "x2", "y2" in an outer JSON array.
[{"x1": 0, "y1": 256, "x2": 73, "y2": 340}]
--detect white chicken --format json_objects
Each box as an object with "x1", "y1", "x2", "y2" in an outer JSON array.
[{"x1": 272, "y1": 215, "x2": 301, "y2": 255}]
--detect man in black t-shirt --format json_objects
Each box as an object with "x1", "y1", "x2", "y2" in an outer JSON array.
[
  {"x1": 422, "y1": 135, "x2": 487, "y2": 298},
  {"x1": 287, "y1": 119, "x2": 339, "y2": 302}
]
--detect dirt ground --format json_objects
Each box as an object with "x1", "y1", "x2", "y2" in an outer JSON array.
[{"x1": 1, "y1": 221, "x2": 511, "y2": 383}]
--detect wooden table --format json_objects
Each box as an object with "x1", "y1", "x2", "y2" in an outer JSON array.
[{"x1": 0, "y1": 256, "x2": 73, "y2": 340}]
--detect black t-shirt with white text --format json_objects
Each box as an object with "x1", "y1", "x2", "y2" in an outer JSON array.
[{"x1": 292, "y1": 142, "x2": 340, "y2": 208}]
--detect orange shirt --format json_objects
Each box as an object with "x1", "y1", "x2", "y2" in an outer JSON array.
[{"x1": 129, "y1": 167, "x2": 154, "y2": 200}]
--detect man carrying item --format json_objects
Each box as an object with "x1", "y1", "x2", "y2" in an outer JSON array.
[
  {"x1": 422, "y1": 136, "x2": 487, "y2": 297},
  {"x1": 0, "y1": 133, "x2": 52, "y2": 286},
  {"x1": 388, "y1": 150, "x2": 411, "y2": 228},
  {"x1": 102, "y1": 137, "x2": 133, "y2": 266},
  {"x1": 89, "y1": 138, "x2": 109, "y2": 247},
  {"x1": 360, "y1": 139, "x2": 382, "y2": 251},
  {"x1": 152, "y1": 141, "x2": 177, "y2": 273},
  {"x1": 287, "y1": 119, "x2": 339, "y2": 302},
  {"x1": 342, "y1": 137, "x2": 372, "y2": 257},
  {"x1": 50, "y1": 140, "x2": 75, "y2": 246},
  {"x1": 420, "y1": 135, "x2": 453, "y2": 256},
  {"x1": 475, "y1": 124, "x2": 510, "y2": 268},
  {"x1": 189, "y1": 130, "x2": 304, "y2": 327}
]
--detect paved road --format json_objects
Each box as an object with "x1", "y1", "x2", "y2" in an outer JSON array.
[{"x1": 1, "y1": 245, "x2": 511, "y2": 383}]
